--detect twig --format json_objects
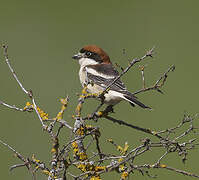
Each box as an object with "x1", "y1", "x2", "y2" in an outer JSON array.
[
  {"x1": 0, "y1": 100, "x2": 25, "y2": 112},
  {"x1": 133, "y1": 65, "x2": 175, "y2": 95},
  {"x1": 103, "y1": 47, "x2": 155, "y2": 94},
  {"x1": 103, "y1": 115, "x2": 163, "y2": 139},
  {"x1": 2, "y1": 45, "x2": 46, "y2": 129},
  {"x1": 162, "y1": 165, "x2": 199, "y2": 178},
  {"x1": 32, "y1": 97, "x2": 46, "y2": 128},
  {"x1": 139, "y1": 65, "x2": 146, "y2": 89},
  {"x1": 2, "y1": 45, "x2": 29, "y2": 95},
  {"x1": 45, "y1": 119, "x2": 73, "y2": 130},
  {"x1": 84, "y1": 48, "x2": 154, "y2": 120},
  {"x1": 0, "y1": 139, "x2": 36, "y2": 179},
  {"x1": 2, "y1": 45, "x2": 199, "y2": 180},
  {"x1": 0, "y1": 139, "x2": 26, "y2": 162}
]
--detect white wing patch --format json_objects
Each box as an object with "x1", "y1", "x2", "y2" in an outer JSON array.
[{"x1": 85, "y1": 67, "x2": 115, "y2": 79}]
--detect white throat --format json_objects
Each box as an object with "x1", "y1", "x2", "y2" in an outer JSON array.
[{"x1": 78, "y1": 57, "x2": 98, "y2": 67}]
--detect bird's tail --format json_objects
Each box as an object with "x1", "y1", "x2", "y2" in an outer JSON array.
[{"x1": 123, "y1": 92, "x2": 151, "y2": 109}]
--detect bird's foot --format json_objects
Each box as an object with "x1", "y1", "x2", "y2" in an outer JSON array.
[{"x1": 104, "y1": 105, "x2": 114, "y2": 114}]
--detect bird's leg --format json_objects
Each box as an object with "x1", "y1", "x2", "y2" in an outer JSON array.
[
  {"x1": 84, "y1": 92, "x2": 115, "y2": 121},
  {"x1": 85, "y1": 104, "x2": 115, "y2": 122},
  {"x1": 104, "y1": 105, "x2": 114, "y2": 114},
  {"x1": 88, "y1": 92, "x2": 106, "y2": 121},
  {"x1": 90, "y1": 102, "x2": 104, "y2": 122}
]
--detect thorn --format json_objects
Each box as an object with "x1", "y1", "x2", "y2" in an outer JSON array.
[
  {"x1": 157, "y1": 89, "x2": 164, "y2": 94},
  {"x1": 28, "y1": 90, "x2": 33, "y2": 98},
  {"x1": 2, "y1": 44, "x2": 8, "y2": 52},
  {"x1": 146, "y1": 46, "x2": 155, "y2": 58},
  {"x1": 139, "y1": 65, "x2": 145, "y2": 71},
  {"x1": 171, "y1": 65, "x2": 176, "y2": 71},
  {"x1": 115, "y1": 63, "x2": 124, "y2": 71}
]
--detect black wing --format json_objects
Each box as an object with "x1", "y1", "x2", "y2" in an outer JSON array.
[
  {"x1": 85, "y1": 64, "x2": 127, "y2": 92},
  {"x1": 86, "y1": 72, "x2": 127, "y2": 93},
  {"x1": 85, "y1": 66, "x2": 151, "y2": 109}
]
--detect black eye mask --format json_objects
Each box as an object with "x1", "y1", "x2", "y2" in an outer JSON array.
[{"x1": 80, "y1": 49, "x2": 103, "y2": 63}]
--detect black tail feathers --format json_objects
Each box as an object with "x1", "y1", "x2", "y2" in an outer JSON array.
[{"x1": 124, "y1": 94, "x2": 151, "y2": 109}]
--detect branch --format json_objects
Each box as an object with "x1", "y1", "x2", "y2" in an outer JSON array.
[
  {"x1": 0, "y1": 139, "x2": 36, "y2": 179},
  {"x1": 133, "y1": 65, "x2": 175, "y2": 95},
  {"x1": 101, "y1": 47, "x2": 155, "y2": 97},
  {"x1": 2, "y1": 45, "x2": 46, "y2": 129},
  {"x1": 2, "y1": 45, "x2": 29, "y2": 95},
  {"x1": 1, "y1": 45, "x2": 198, "y2": 180},
  {"x1": 0, "y1": 139, "x2": 26, "y2": 162},
  {"x1": 103, "y1": 115, "x2": 163, "y2": 139},
  {"x1": 0, "y1": 100, "x2": 26, "y2": 112}
]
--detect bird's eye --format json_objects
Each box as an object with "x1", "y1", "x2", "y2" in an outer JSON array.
[{"x1": 86, "y1": 51, "x2": 92, "y2": 57}]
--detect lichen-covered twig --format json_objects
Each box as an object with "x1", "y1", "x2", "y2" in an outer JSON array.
[{"x1": 1, "y1": 45, "x2": 198, "y2": 180}]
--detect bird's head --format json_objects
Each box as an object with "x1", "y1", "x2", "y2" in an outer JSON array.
[{"x1": 72, "y1": 45, "x2": 111, "y2": 67}]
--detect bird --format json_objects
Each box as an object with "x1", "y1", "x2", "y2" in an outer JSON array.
[{"x1": 72, "y1": 45, "x2": 151, "y2": 109}]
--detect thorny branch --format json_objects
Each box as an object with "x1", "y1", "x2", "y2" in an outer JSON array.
[
  {"x1": 133, "y1": 64, "x2": 175, "y2": 95},
  {"x1": 0, "y1": 45, "x2": 198, "y2": 180},
  {"x1": 2, "y1": 45, "x2": 46, "y2": 129},
  {"x1": 88, "y1": 47, "x2": 156, "y2": 113}
]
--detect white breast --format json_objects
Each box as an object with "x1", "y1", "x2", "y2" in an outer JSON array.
[
  {"x1": 78, "y1": 57, "x2": 123, "y2": 105},
  {"x1": 78, "y1": 57, "x2": 98, "y2": 87},
  {"x1": 79, "y1": 66, "x2": 87, "y2": 87}
]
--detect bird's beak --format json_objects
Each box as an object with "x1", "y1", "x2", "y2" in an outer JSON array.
[{"x1": 72, "y1": 52, "x2": 83, "y2": 60}]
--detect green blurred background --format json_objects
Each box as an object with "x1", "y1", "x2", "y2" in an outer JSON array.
[{"x1": 0, "y1": 0, "x2": 199, "y2": 179}]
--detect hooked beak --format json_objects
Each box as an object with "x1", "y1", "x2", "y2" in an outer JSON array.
[{"x1": 72, "y1": 53, "x2": 83, "y2": 60}]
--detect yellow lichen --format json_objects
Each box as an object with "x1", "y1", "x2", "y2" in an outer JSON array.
[
  {"x1": 56, "y1": 112, "x2": 62, "y2": 120},
  {"x1": 139, "y1": 65, "x2": 145, "y2": 71},
  {"x1": 72, "y1": 141, "x2": 78, "y2": 148},
  {"x1": 81, "y1": 86, "x2": 88, "y2": 94},
  {"x1": 95, "y1": 166, "x2": 106, "y2": 171},
  {"x1": 36, "y1": 107, "x2": 49, "y2": 120},
  {"x1": 23, "y1": 101, "x2": 34, "y2": 111},
  {"x1": 119, "y1": 164, "x2": 125, "y2": 171},
  {"x1": 76, "y1": 104, "x2": 82, "y2": 116},
  {"x1": 121, "y1": 171, "x2": 128, "y2": 179},
  {"x1": 32, "y1": 154, "x2": 41, "y2": 163},
  {"x1": 77, "y1": 163, "x2": 87, "y2": 172},
  {"x1": 96, "y1": 111, "x2": 103, "y2": 117},
  {"x1": 72, "y1": 141, "x2": 79, "y2": 156},
  {"x1": 117, "y1": 145, "x2": 123, "y2": 153},
  {"x1": 79, "y1": 152, "x2": 88, "y2": 160},
  {"x1": 42, "y1": 170, "x2": 50, "y2": 175},
  {"x1": 86, "y1": 125, "x2": 93, "y2": 129},
  {"x1": 90, "y1": 175, "x2": 101, "y2": 180},
  {"x1": 26, "y1": 102, "x2": 32, "y2": 106},
  {"x1": 122, "y1": 142, "x2": 129, "y2": 155},
  {"x1": 55, "y1": 96, "x2": 68, "y2": 118},
  {"x1": 42, "y1": 170, "x2": 57, "y2": 178},
  {"x1": 76, "y1": 126, "x2": 86, "y2": 136},
  {"x1": 118, "y1": 158, "x2": 123, "y2": 162},
  {"x1": 160, "y1": 164, "x2": 167, "y2": 168},
  {"x1": 51, "y1": 137, "x2": 59, "y2": 154},
  {"x1": 51, "y1": 148, "x2": 56, "y2": 153},
  {"x1": 107, "y1": 138, "x2": 113, "y2": 143}
]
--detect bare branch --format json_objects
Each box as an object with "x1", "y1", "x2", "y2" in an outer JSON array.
[
  {"x1": 133, "y1": 65, "x2": 175, "y2": 95},
  {"x1": 0, "y1": 100, "x2": 25, "y2": 112},
  {"x1": 2, "y1": 45, "x2": 29, "y2": 95},
  {"x1": 102, "y1": 47, "x2": 155, "y2": 96},
  {"x1": 1, "y1": 45, "x2": 198, "y2": 180}
]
